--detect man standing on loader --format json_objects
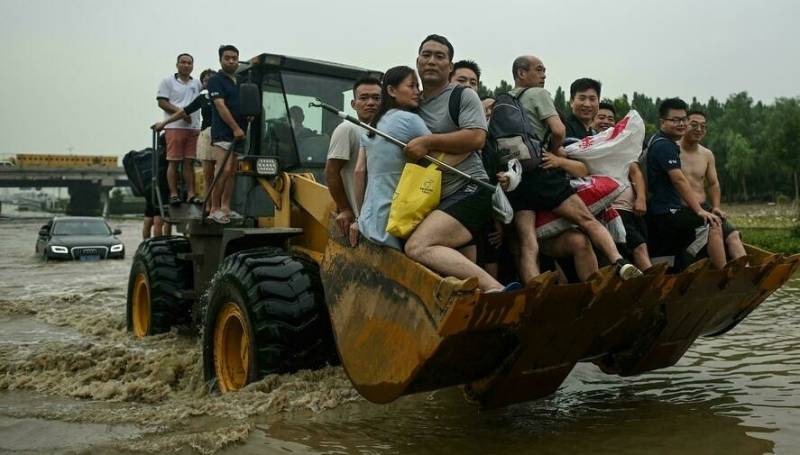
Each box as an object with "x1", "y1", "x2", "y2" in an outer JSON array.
[
  {"x1": 325, "y1": 76, "x2": 382, "y2": 237},
  {"x1": 207, "y1": 45, "x2": 247, "y2": 224}
]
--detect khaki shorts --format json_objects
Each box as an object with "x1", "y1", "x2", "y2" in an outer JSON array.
[
  {"x1": 196, "y1": 128, "x2": 214, "y2": 161},
  {"x1": 165, "y1": 128, "x2": 199, "y2": 161},
  {"x1": 211, "y1": 141, "x2": 243, "y2": 158}
]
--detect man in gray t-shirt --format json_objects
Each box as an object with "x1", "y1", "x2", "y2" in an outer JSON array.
[
  {"x1": 506, "y1": 55, "x2": 641, "y2": 284},
  {"x1": 402, "y1": 34, "x2": 512, "y2": 293},
  {"x1": 325, "y1": 77, "x2": 381, "y2": 238}
]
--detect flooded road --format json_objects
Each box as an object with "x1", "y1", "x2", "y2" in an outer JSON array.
[{"x1": 1, "y1": 215, "x2": 798, "y2": 454}]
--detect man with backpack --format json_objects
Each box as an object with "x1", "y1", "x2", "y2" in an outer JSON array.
[
  {"x1": 403, "y1": 34, "x2": 518, "y2": 293},
  {"x1": 494, "y1": 55, "x2": 642, "y2": 284}
]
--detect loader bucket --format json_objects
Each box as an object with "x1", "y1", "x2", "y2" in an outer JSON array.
[
  {"x1": 320, "y1": 231, "x2": 662, "y2": 407},
  {"x1": 595, "y1": 248, "x2": 800, "y2": 376}
]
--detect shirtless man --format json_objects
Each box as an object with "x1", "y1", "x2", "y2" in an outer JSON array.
[{"x1": 679, "y1": 110, "x2": 746, "y2": 261}]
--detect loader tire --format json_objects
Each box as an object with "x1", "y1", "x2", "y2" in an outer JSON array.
[
  {"x1": 126, "y1": 236, "x2": 193, "y2": 337},
  {"x1": 202, "y1": 247, "x2": 336, "y2": 392}
]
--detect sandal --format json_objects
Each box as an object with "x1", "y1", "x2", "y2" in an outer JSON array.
[
  {"x1": 208, "y1": 210, "x2": 230, "y2": 224},
  {"x1": 227, "y1": 210, "x2": 243, "y2": 220},
  {"x1": 169, "y1": 195, "x2": 182, "y2": 206},
  {"x1": 187, "y1": 195, "x2": 203, "y2": 205}
]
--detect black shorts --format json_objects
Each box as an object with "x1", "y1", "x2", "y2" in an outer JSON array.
[
  {"x1": 646, "y1": 208, "x2": 705, "y2": 257},
  {"x1": 438, "y1": 182, "x2": 493, "y2": 239},
  {"x1": 619, "y1": 209, "x2": 648, "y2": 249},
  {"x1": 476, "y1": 221, "x2": 500, "y2": 264},
  {"x1": 144, "y1": 195, "x2": 167, "y2": 218},
  {"x1": 507, "y1": 168, "x2": 575, "y2": 213},
  {"x1": 700, "y1": 203, "x2": 738, "y2": 239}
]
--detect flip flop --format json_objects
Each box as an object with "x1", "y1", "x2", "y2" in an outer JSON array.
[
  {"x1": 187, "y1": 196, "x2": 203, "y2": 205},
  {"x1": 169, "y1": 195, "x2": 182, "y2": 206},
  {"x1": 208, "y1": 210, "x2": 230, "y2": 224},
  {"x1": 227, "y1": 210, "x2": 243, "y2": 220}
]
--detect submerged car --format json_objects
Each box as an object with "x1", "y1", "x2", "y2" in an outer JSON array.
[{"x1": 36, "y1": 216, "x2": 125, "y2": 260}]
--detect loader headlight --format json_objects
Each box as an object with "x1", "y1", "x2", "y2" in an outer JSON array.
[
  {"x1": 51, "y1": 245, "x2": 68, "y2": 254},
  {"x1": 255, "y1": 157, "x2": 278, "y2": 176}
]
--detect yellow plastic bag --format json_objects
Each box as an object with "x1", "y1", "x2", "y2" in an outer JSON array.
[{"x1": 386, "y1": 160, "x2": 442, "y2": 239}]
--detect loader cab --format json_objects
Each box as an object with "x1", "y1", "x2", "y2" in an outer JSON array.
[{"x1": 239, "y1": 54, "x2": 382, "y2": 182}]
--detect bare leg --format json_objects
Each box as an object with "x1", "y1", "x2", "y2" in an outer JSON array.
[
  {"x1": 167, "y1": 161, "x2": 180, "y2": 197},
  {"x1": 143, "y1": 217, "x2": 153, "y2": 239},
  {"x1": 183, "y1": 158, "x2": 196, "y2": 198},
  {"x1": 632, "y1": 244, "x2": 653, "y2": 270},
  {"x1": 221, "y1": 155, "x2": 238, "y2": 213},
  {"x1": 514, "y1": 210, "x2": 540, "y2": 285},
  {"x1": 706, "y1": 224, "x2": 727, "y2": 269},
  {"x1": 405, "y1": 210, "x2": 502, "y2": 292},
  {"x1": 153, "y1": 216, "x2": 165, "y2": 237},
  {"x1": 210, "y1": 147, "x2": 227, "y2": 213},
  {"x1": 202, "y1": 160, "x2": 215, "y2": 201},
  {"x1": 485, "y1": 263, "x2": 499, "y2": 278},
  {"x1": 725, "y1": 231, "x2": 747, "y2": 261},
  {"x1": 460, "y1": 245, "x2": 477, "y2": 263},
  {"x1": 541, "y1": 229, "x2": 598, "y2": 281},
  {"x1": 553, "y1": 194, "x2": 623, "y2": 264}
]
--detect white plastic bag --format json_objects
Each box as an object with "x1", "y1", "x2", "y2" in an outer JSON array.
[{"x1": 564, "y1": 110, "x2": 646, "y2": 182}]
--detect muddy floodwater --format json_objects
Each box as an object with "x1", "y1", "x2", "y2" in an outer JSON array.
[{"x1": 1, "y1": 214, "x2": 799, "y2": 454}]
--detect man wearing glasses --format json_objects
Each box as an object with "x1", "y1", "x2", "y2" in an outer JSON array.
[
  {"x1": 679, "y1": 111, "x2": 746, "y2": 262},
  {"x1": 644, "y1": 98, "x2": 727, "y2": 269},
  {"x1": 325, "y1": 76, "x2": 382, "y2": 238}
]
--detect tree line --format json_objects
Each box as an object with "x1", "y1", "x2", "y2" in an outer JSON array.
[{"x1": 477, "y1": 82, "x2": 800, "y2": 204}]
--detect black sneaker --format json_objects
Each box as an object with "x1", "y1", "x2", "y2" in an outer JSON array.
[{"x1": 616, "y1": 258, "x2": 643, "y2": 280}]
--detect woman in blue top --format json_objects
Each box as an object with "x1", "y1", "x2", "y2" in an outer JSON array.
[
  {"x1": 353, "y1": 66, "x2": 519, "y2": 293},
  {"x1": 354, "y1": 66, "x2": 431, "y2": 250}
]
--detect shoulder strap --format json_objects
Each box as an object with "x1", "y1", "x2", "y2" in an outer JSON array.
[
  {"x1": 512, "y1": 87, "x2": 531, "y2": 100},
  {"x1": 448, "y1": 85, "x2": 466, "y2": 128}
]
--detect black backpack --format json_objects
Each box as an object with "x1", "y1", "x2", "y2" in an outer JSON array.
[
  {"x1": 122, "y1": 139, "x2": 168, "y2": 199},
  {"x1": 486, "y1": 88, "x2": 544, "y2": 173}
]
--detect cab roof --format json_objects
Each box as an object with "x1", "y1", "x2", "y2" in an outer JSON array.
[{"x1": 240, "y1": 53, "x2": 382, "y2": 81}]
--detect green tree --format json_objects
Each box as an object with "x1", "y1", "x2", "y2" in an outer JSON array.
[
  {"x1": 722, "y1": 130, "x2": 757, "y2": 201},
  {"x1": 764, "y1": 97, "x2": 800, "y2": 204},
  {"x1": 493, "y1": 80, "x2": 513, "y2": 97},
  {"x1": 477, "y1": 81, "x2": 493, "y2": 99},
  {"x1": 554, "y1": 86, "x2": 569, "y2": 115}
]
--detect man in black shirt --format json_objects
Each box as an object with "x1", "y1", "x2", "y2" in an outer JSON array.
[
  {"x1": 645, "y1": 98, "x2": 726, "y2": 269},
  {"x1": 564, "y1": 78, "x2": 600, "y2": 140}
]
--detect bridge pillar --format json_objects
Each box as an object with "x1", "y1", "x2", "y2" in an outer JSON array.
[{"x1": 66, "y1": 182, "x2": 102, "y2": 216}]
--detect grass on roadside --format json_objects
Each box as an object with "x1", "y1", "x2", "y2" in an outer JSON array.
[{"x1": 725, "y1": 203, "x2": 800, "y2": 255}]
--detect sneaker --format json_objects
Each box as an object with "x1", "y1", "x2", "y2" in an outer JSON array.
[
  {"x1": 486, "y1": 281, "x2": 523, "y2": 293},
  {"x1": 616, "y1": 259, "x2": 643, "y2": 280}
]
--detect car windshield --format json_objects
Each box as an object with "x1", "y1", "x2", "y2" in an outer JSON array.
[{"x1": 52, "y1": 220, "x2": 110, "y2": 236}]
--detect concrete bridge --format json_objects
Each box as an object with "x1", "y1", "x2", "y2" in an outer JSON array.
[{"x1": 0, "y1": 166, "x2": 130, "y2": 216}]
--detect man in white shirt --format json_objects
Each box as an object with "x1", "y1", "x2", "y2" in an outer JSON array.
[
  {"x1": 324, "y1": 76, "x2": 381, "y2": 237},
  {"x1": 156, "y1": 53, "x2": 202, "y2": 205}
]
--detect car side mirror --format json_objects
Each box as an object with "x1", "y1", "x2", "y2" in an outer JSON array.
[
  {"x1": 39, "y1": 228, "x2": 49, "y2": 237},
  {"x1": 239, "y1": 82, "x2": 261, "y2": 117},
  {"x1": 113, "y1": 228, "x2": 122, "y2": 235}
]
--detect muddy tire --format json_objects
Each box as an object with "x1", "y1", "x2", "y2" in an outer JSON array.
[
  {"x1": 202, "y1": 247, "x2": 336, "y2": 392},
  {"x1": 126, "y1": 236, "x2": 193, "y2": 337}
]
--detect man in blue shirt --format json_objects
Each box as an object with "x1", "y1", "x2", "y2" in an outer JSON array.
[
  {"x1": 645, "y1": 98, "x2": 726, "y2": 269},
  {"x1": 207, "y1": 45, "x2": 247, "y2": 224}
]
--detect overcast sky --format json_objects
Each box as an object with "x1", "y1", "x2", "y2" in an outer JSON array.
[{"x1": 1, "y1": 0, "x2": 798, "y2": 157}]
